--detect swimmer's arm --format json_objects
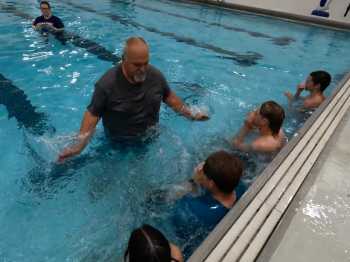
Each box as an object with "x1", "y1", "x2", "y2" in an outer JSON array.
[
  {"x1": 164, "y1": 91, "x2": 210, "y2": 121},
  {"x1": 170, "y1": 169, "x2": 202, "y2": 200},
  {"x1": 232, "y1": 126, "x2": 253, "y2": 152},
  {"x1": 47, "y1": 23, "x2": 64, "y2": 31},
  {"x1": 53, "y1": 28, "x2": 64, "y2": 31},
  {"x1": 32, "y1": 23, "x2": 42, "y2": 29},
  {"x1": 57, "y1": 110, "x2": 100, "y2": 163},
  {"x1": 51, "y1": 26, "x2": 64, "y2": 31},
  {"x1": 294, "y1": 93, "x2": 306, "y2": 101},
  {"x1": 170, "y1": 244, "x2": 184, "y2": 262},
  {"x1": 287, "y1": 98, "x2": 310, "y2": 113}
]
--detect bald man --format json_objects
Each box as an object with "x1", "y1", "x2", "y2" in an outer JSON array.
[{"x1": 57, "y1": 37, "x2": 210, "y2": 163}]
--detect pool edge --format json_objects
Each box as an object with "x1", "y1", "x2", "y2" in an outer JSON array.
[
  {"x1": 184, "y1": 0, "x2": 350, "y2": 31},
  {"x1": 255, "y1": 105, "x2": 350, "y2": 262}
]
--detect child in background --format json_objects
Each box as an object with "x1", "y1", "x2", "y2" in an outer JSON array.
[{"x1": 284, "y1": 71, "x2": 331, "y2": 110}]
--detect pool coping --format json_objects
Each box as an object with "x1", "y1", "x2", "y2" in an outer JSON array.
[
  {"x1": 255, "y1": 105, "x2": 350, "y2": 262},
  {"x1": 188, "y1": 64, "x2": 350, "y2": 262},
  {"x1": 184, "y1": 0, "x2": 350, "y2": 31}
]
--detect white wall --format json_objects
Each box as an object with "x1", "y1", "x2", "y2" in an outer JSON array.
[{"x1": 224, "y1": 0, "x2": 350, "y2": 23}]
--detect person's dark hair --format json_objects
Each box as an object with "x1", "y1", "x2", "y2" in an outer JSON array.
[
  {"x1": 310, "y1": 71, "x2": 331, "y2": 92},
  {"x1": 40, "y1": 1, "x2": 51, "y2": 9},
  {"x1": 202, "y1": 151, "x2": 243, "y2": 193},
  {"x1": 124, "y1": 224, "x2": 171, "y2": 262},
  {"x1": 260, "y1": 101, "x2": 285, "y2": 138}
]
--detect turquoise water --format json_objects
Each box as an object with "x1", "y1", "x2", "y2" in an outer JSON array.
[{"x1": 0, "y1": 0, "x2": 350, "y2": 260}]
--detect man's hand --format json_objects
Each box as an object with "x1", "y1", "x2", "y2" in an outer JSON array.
[
  {"x1": 284, "y1": 91, "x2": 294, "y2": 101},
  {"x1": 192, "y1": 162, "x2": 205, "y2": 186},
  {"x1": 244, "y1": 110, "x2": 258, "y2": 129},
  {"x1": 164, "y1": 91, "x2": 211, "y2": 122},
  {"x1": 46, "y1": 23, "x2": 54, "y2": 29},
  {"x1": 57, "y1": 145, "x2": 84, "y2": 164},
  {"x1": 297, "y1": 82, "x2": 306, "y2": 92},
  {"x1": 33, "y1": 23, "x2": 42, "y2": 29},
  {"x1": 56, "y1": 111, "x2": 101, "y2": 164},
  {"x1": 192, "y1": 112, "x2": 210, "y2": 122}
]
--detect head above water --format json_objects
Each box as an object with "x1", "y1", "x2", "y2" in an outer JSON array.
[
  {"x1": 40, "y1": 1, "x2": 51, "y2": 17},
  {"x1": 253, "y1": 101, "x2": 285, "y2": 138},
  {"x1": 122, "y1": 37, "x2": 149, "y2": 83},
  {"x1": 124, "y1": 224, "x2": 171, "y2": 262},
  {"x1": 202, "y1": 151, "x2": 243, "y2": 194},
  {"x1": 306, "y1": 71, "x2": 331, "y2": 93}
]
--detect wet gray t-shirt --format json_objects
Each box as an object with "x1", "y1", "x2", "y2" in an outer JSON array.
[{"x1": 87, "y1": 64, "x2": 171, "y2": 137}]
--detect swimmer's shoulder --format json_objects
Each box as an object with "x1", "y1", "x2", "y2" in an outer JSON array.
[
  {"x1": 303, "y1": 94, "x2": 325, "y2": 109},
  {"x1": 95, "y1": 63, "x2": 123, "y2": 90},
  {"x1": 252, "y1": 134, "x2": 283, "y2": 153},
  {"x1": 170, "y1": 244, "x2": 184, "y2": 262},
  {"x1": 251, "y1": 137, "x2": 273, "y2": 152},
  {"x1": 147, "y1": 64, "x2": 167, "y2": 81},
  {"x1": 278, "y1": 129, "x2": 285, "y2": 142}
]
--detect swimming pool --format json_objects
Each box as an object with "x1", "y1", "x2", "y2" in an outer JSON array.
[{"x1": 1, "y1": 0, "x2": 350, "y2": 260}]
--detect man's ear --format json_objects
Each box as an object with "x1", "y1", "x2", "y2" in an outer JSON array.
[
  {"x1": 315, "y1": 83, "x2": 321, "y2": 90},
  {"x1": 122, "y1": 54, "x2": 125, "y2": 62},
  {"x1": 262, "y1": 117, "x2": 268, "y2": 126},
  {"x1": 209, "y1": 180, "x2": 215, "y2": 189}
]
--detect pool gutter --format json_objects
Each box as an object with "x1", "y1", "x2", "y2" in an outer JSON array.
[
  {"x1": 184, "y1": 0, "x2": 350, "y2": 31},
  {"x1": 188, "y1": 64, "x2": 350, "y2": 262}
]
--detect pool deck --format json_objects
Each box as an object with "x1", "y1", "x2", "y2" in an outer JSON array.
[
  {"x1": 258, "y1": 95, "x2": 350, "y2": 262},
  {"x1": 185, "y1": 0, "x2": 350, "y2": 31},
  {"x1": 183, "y1": 1, "x2": 350, "y2": 260}
]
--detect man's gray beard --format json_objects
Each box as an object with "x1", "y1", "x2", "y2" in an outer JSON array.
[{"x1": 134, "y1": 73, "x2": 146, "y2": 83}]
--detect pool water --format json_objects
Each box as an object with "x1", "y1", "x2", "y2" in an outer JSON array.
[{"x1": 0, "y1": 0, "x2": 350, "y2": 260}]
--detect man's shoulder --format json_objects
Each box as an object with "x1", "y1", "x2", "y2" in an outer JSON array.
[
  {"x1": 51, "y1": 15, "x2": 62, "y2": 20},
  {"x1": 147, "y1": 64, "x2": 165, "y2": 79},
  {"x1": 252, "y1": 136, "x2": 275, "y2": 152},
  {"x1": 35, "y1": 15, "x2": 44, "y2": 21},
  {"x1": 95, "y1": 64, "x2": 122, "y2": 90},
  {"x1": 303, "y1": 95, "x2": 323, "y2": 109}
]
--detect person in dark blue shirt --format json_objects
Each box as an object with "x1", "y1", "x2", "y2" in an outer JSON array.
[
  {"x1": 180, "y1": 150, "x2": 247, "y2": 225},
  {"x1": 32, "y1": 1, "x2": 64, "y2": 32},
  {"x1": 171, "y1": 150, "x2": 247, "y2": 259}
]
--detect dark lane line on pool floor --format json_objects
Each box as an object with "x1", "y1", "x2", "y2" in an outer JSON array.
[
  {"x1": 109, "y1": 0, "x2": 295, "y2": 46},
  {"x1": 55, "y1": 0, "x2": 263, "y2": 67},
  {"x1": 0, "y1": 73, "x2": 54, "y2": 136},
  {"x1": 0, "y1": 3, "x2": 121, "y2": 65}
]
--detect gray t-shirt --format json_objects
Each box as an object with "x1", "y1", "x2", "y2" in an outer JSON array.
[{"x1": 87, "y1": 64, "x2": 171, "y2": 137}]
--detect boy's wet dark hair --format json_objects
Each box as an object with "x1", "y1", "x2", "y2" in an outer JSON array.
[
  {"x1": 310, "y1": 71, "x2": 331, "y2": 92},
  {"x1": 124, "y1": 224, "x2": 171, "y2": 262},
  {"x1": 40, "y1": 1, "x2": 51, "y2": 9},
  {"x1": 203, "y1": 151, "x2": 243, "y2": 193},
  {"x1": 260, "y1": 101, "x2": 285, "y2": 138}
]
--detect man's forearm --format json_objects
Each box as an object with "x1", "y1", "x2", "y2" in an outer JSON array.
[
  {"x1": 173, "y1": 106, "x2": 194, "y2": 120},
  {"x1": 67, "y1": 129, "x2": 94, "y2": 156},
  {"x1": 294, "y1": 90, "x2": 306, "y2": 100},
  {"x1": 294, "y1": 91, "x2": 302, "y2": 99},
  {"x1": 52, "y1": 27, "x2": 64, "y2": 31},
  {"x1": 232, "y1": 125, "x2": 251, "y2": 149}
]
